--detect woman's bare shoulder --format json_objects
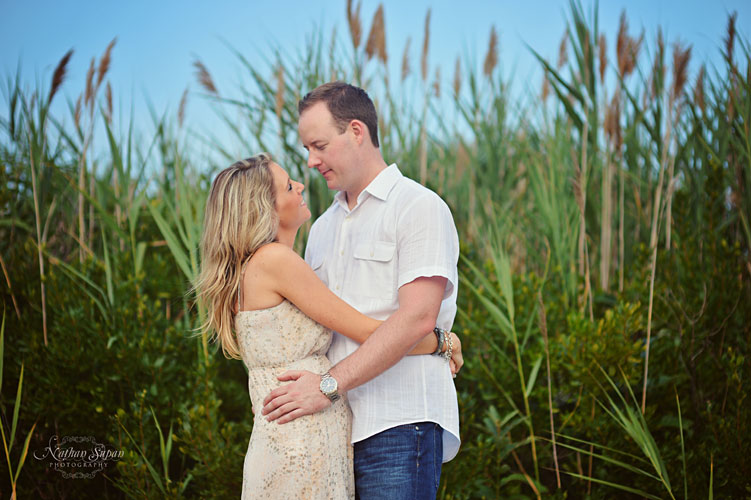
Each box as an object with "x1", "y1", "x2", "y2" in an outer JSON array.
[{"x1": 248, "y1": 242, "x2": 303, "y2": 271}]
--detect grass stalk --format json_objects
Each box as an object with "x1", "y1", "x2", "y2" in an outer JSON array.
[
  {"x1": 538, "y1": 291, "x2": 560, "y2": 488},
  {"x1": 642, "y1": 94, "x2": 673, "y2": 413}
]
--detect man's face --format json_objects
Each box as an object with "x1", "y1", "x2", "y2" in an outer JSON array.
[{"x1": 298, "y1": 102, "x2": 357, "y2": 192}]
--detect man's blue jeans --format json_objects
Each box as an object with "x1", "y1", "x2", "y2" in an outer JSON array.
[{"x1": 354, "y1": 422, "x2": 443, "y2": 499}]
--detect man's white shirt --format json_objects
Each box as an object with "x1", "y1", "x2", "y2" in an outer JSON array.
[{"x1": 304, "y1": 163, "x2": 460, "y2": 462}]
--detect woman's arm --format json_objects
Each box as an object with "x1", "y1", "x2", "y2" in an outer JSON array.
[{"x1": 251, "y1": 243, "x2": 442, "y2": 355}]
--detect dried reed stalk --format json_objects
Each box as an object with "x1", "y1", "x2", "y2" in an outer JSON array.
[
  {"x1": 598, "y1": 33, "x2": 607, "y2": 84},
  {"x1": 587, "y1": 398, "x2": 595, "y2": 494},
  {"x1": 0, "y1": 250, "x2": 21, "y2": 320},
  {"x1": 642, "y1": 75, "x2": 679, "y2": 412},
  {"x1": 79, "y1": 58, "x2": 97, "y2": 261},
  {"x1": 665, "y1": 42, "x2": 691, "y2": 249},
  {"x1": 510, "y1": 446, "x2": 541, "y2": 500},
  {"x1": 29, "y1": 48, "x2": 73, "y2": 343},
  {"x1": 601, "y1": 93, "x2": 620, "y2": 291},
  {"x1": 574, "y1": 122, "x2": 593, "y2": 318}
]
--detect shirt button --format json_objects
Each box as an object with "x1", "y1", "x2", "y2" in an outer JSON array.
[
  {"x1": 370, "y1": 251, "x2": 374, "y2": 257},
  {"x1": 335, "y1": 285, "x2": 340, "y2": 290},
  {"x1": 340, "y1": 250, "x2": 344, "y2": 256}
]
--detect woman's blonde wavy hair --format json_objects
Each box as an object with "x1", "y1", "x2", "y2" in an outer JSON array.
[{"x1": 194, "y1": 153, "x2": 278, "y2": 360}]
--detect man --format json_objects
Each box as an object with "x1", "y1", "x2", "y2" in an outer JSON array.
[{"x1": 262, "y1": 81, "x2": 460, "y2": 499}]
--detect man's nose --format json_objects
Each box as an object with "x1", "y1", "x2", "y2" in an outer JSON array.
[{"x1": 307, "y1": 152, "x2": 320, "y2": 168}]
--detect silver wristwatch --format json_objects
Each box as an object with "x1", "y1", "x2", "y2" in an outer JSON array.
[{"x1": 319, "y1": 372, "x2": 340, "y2": 402}]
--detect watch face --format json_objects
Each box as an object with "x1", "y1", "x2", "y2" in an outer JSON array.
[{"x1": 321, "y1": 377, "x2": 337, "y2": 393}]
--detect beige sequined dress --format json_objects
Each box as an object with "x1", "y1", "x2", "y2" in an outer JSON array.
[{"x1": 236, "y1": 299, "x2": 354, "y2": 499}]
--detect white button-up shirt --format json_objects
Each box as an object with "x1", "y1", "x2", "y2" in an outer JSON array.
[{"x1": 304, "y1": 164, "x2": 460, "y2": 462}]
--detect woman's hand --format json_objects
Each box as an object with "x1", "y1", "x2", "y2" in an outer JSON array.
[{"x1": 447, "y1": 331, "x2": 463, "y2": 377}]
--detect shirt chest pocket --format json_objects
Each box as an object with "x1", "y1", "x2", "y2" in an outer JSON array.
[{"x1": 350, "y1": 241, "x2": 396, "y2": 301}]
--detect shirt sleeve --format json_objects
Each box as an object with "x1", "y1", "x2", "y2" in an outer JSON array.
[{"x1": 396, "y1": 191, "x2": 459, "y2": 299}]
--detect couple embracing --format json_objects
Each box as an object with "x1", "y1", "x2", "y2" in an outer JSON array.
[{"x1": 196, "y1": 81, "x2": 463, "y2": 499}]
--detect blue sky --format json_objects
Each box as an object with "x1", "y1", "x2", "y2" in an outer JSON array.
[{"x1": 2, "y1": 0, "x2": 749, "y2": 163}]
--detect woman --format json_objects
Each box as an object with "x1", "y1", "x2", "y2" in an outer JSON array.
[{"x1": 195, "y1": 154, "x2": 461, "y2": 499}]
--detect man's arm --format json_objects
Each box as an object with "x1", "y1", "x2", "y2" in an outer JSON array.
[{"x1": 261, "y1": 275, "x2": 446, "y2": 424}]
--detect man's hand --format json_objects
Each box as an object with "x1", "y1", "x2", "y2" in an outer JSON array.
[{"x1": 261, "y1": 370, "x2": 331, "y2": 424}]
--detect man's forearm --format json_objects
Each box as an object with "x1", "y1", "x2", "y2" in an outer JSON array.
[{"x1": 329, "y1": 302, "x2": 435, "y2": 393}]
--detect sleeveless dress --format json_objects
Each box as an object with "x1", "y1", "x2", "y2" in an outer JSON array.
[{"x1": 235, "y1": 299, "x2": 355, "y2": 499}]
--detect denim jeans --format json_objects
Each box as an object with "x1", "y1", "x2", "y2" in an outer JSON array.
[{"x1": 354, "y1": 422, "x2": 443, "y2": 500}]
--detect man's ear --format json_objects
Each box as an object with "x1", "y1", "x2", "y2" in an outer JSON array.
[{"x1": 349, "y1": 119, "x2": 367, "y2": 145}]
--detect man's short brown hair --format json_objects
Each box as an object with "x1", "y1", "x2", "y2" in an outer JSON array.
[{"x1": 298, "y1": 81, "x2": 380, "y2": 148}]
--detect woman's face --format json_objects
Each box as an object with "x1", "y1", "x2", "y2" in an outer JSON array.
[{"x1": 270, "y1": 162, "x2": 311, "y2": 231}]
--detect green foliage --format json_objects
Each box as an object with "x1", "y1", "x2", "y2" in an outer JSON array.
[{"x1": 1, "y1": 1, "x2": 750, "y2": 498}]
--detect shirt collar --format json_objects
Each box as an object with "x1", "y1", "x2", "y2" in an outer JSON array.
[{"x1": 333, "y1": 163, "x2": 402, "y2": 210}]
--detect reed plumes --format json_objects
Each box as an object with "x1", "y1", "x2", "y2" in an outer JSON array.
[
  {"x1": 401, "y1": 37, "x2": 411, "y2": 82},
  {"x1": 725, "y1": 11, "x2": 737, "y2": 66},
  {"x1": 97, "y1": 37, "x2": 116, "y2": 89},
  {"x1": 193, "y1": 59, "x2": 217, "y2": 95},
  {"x1": 178, "y1": 87, "x2": 188, "y2": 128},
  {"x1": 671, "y1": 42, "x2": 692, "y2": 104},
  {"x1": 421, "y1": 9, "x2": 430, "y2": 81},
  {"x1": 453, "y1": 56, "x2": 461, "y2": 96},
  {"x1": 74, "y1": 94, "x2": 82, "y2": 129},
  {"x1": 346, "y1": 0, "x2": 362, "y2": 50},
  {"x1": 598, "y1": 33, "x2": 607, "y2": 84},
  {"x1": 558, "y1": 32, "x2": 568, "y2": 69},
  {"x1": 484, "y1": 26, "x2": 498, "y2": 78},
  {"x1": 694, "y1": 65, "x2": 705, "y2": 113},
  {"x1": 616, "y1": 11, "x2": 641, "y2": 79},
  {"x1": 105, "y1": 81, "x2": 113, "y2": 123},
  {"x1": 48, "y1": 49, "x2": 73, "y2": 104},
  {"x1": 84, "y1": 57, "x2": 96, "y2": 107},
  {"x1": 365, "y1": 4, "x2": 387, "y2": 64},
  {"x1": 650, "y1": 29, "x2": 666, "y2": 101},
  {"x1": 604, "y1": 92, "x2": 621, "y2": 150},
  {"x1": 541, "y1": 73, "x2": 550, "y2": 103}
]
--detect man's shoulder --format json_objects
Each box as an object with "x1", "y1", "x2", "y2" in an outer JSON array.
[{"x1": 391, "y1": 174, "x2": 451, "y2": 213}]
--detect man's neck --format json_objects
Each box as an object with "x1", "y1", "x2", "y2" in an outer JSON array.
[{"x1": 344, "y1": 158, "x2": 389, "y2": 210}]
